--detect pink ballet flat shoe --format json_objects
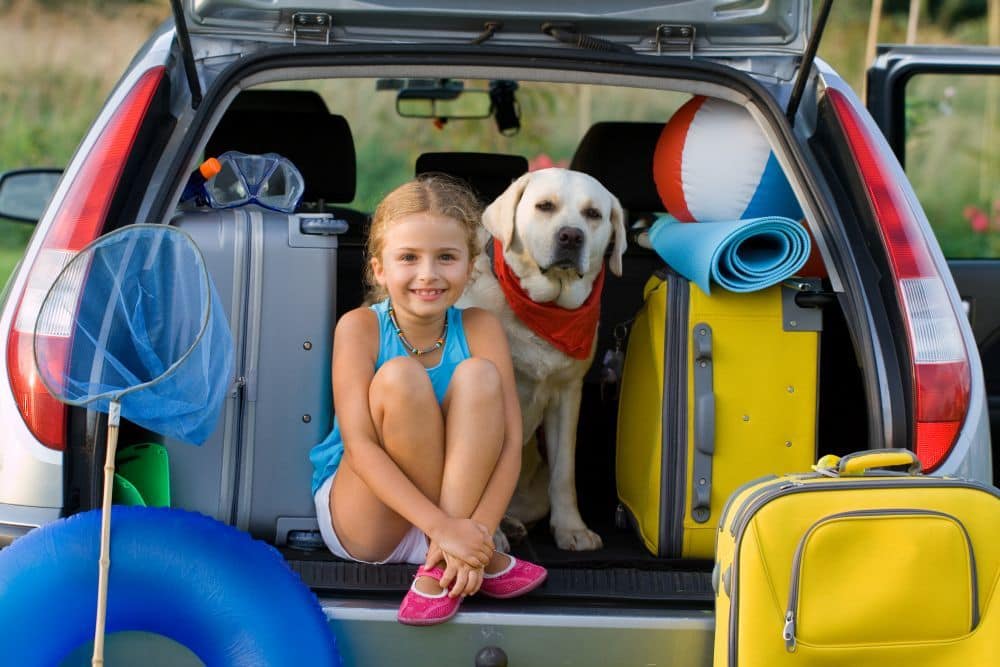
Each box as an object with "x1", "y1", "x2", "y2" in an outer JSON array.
[
  {"x1": 479, "y1": 555, "x2": 548, "y2": 599},
  {"x1": 397, "y1": 566, "x2": 461, "y2": 626}
]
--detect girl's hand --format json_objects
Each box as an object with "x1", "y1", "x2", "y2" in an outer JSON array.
[
  {"x1": 424, "y1": 541, "x2": 445, "y2": 572},
  {"x1": 443, "y1": 555, "x2": 484, "y2": 598},
  {"x1": 425, "y1": 541, "x2": 485, "y2": 598},
  {"x1": 429, "y1": 517, "x2": 493, "y2": 569}
]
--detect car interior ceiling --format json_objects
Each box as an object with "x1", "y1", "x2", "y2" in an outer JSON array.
[{"x1": 162, "y1": 80, "x2": 869, "y2": 602}]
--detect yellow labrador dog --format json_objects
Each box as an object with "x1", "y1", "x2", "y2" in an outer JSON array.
[{"x1": 459, "y1": 168, "x2": 625, "y2": 550}]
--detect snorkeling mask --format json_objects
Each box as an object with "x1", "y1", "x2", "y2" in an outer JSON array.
[{"x1": 204, "y1": 151, "x2": 306, "y2": 213}]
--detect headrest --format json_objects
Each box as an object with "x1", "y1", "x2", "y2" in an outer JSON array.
[
  {"x1": 415, "y1": 152, "x2": 528, "y2": 205},
  {"x1": 206, "y1": 90, "x2": 356, "y2": 204},
  {"x1": 223, "y1": 89, "x2": 330, "y2": 114},
  {"x1": 569, "y1": 122, "x2": 664, "y2": 213}
]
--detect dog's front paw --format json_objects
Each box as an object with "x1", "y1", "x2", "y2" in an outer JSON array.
[
  {"x1": 499, "y1": 515, "x2": 529, "y2": 546},
  {"x1": 552, "y1": 525, "x2": 603, "y2": 551},
  {"x1": 493, "y1": 527, "x2": 511, "y2": 554}
]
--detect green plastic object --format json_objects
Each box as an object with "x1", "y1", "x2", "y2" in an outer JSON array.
[
  {"x1": 112, "y1": 474, "x2": 146, "y2": 506},
  {"x1": 115, "y1": 443, "x2": 171, "y2": 507}
]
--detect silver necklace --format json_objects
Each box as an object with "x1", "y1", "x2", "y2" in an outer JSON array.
[{"x1": 387, "y1": 303, "x2": 448, "y2": 356}]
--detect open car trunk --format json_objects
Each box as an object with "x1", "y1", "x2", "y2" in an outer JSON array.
[{"x1": 143, "y1": 50, "x2": 872, "y2": 605}]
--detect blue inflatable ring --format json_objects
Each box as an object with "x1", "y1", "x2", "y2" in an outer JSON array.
[{"x1": 0, "y1": 506, "x2": 339, "y2": 666}]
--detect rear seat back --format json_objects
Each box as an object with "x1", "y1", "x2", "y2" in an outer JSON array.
[
  {"x1": 206, "y1": 88, "x2": 368, "y2": 313},
  {"x1": 569, "y1": 122, "x2": 668, "y2": 382},
  {"x1": 205, "y1": 89, "x2": 357, "y2": 209},
  {"x1": 415, "y1": 152, "x2": 528, "y2": 205},
  {"x1": 569, "y1": 121, "x2": 665, "y2": 218}
]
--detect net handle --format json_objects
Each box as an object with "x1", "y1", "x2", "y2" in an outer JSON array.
[{"x1": 92, "y1": 399, "x2": 120, "y2": 667}]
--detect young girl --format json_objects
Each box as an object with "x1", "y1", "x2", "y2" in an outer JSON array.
[{"x1": 309, "y1": 175, "x2": 547, "y2": 626}]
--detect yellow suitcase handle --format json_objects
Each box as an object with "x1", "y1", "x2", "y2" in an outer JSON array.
[{"x1": 815, "y1": 449, "x2": 923, "y2": 476}]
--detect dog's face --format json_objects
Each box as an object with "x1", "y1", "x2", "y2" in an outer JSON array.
[{"x1": 483, "y1": 168, "x2": 626, "y2": 308}]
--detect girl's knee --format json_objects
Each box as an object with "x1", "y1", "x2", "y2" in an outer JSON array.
[
  {"x1": 451, "y1": 357, "x2": 502, "y2": 397},
  {"x1": 371, "y1": 357, "x2": 435, "y2": 403}
]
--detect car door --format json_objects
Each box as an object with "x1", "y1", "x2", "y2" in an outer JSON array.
[{"x1": 867, "y1": 45, "x2": 1000, "y2": 478}]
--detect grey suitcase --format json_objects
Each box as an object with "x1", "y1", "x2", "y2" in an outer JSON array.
[{"x1": 169, "y1": 206, "x2": 344, "y2": 545}]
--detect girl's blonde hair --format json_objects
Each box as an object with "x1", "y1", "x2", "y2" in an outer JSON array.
[{"x1": 363, "y1": 173, "x2": 483, "y2": 304}]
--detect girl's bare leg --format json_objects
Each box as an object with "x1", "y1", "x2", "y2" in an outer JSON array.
[
  {"x1": 330, "y1": 357, "x2": 445, "y2": 562},
  {"x1": 438, "y1": 358, "x2": 505, "y2": 517},
  {"x1": 331, "y1": 356, "x2": 508, "y2": 593},
  {"x1": 382, "y1": 357, "x2": 508, "y2": 594},
  {"x1": 438, "y1": 358, "x2": 507, "y2": 582}
]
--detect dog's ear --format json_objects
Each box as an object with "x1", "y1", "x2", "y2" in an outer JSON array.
[
  {"x1": 608, "y1": 193, "x2": 627, "y2": 277},
  {"x1": 483, "y1": 172, "x2": 531, "y2": 251}
]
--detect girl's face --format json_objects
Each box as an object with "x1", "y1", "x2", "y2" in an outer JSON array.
[{"x1": 371, "y1": 212, "x2": 471, "y2": 320}]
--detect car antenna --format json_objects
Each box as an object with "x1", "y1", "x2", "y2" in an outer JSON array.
[
  {"x1": 786, "y1": 0, "x2": 834, "y2": 126},
  {"x1": 169, "y1": 0, "x2": 204, "y2": 109}
]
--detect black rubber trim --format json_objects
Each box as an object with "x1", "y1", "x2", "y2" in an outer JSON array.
[{"x1": 286, "y1": 556, "x2": 714, "y2": 602}]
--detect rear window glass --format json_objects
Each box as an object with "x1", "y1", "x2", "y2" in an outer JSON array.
[{"x1": 257, "y1": 79, "x2": 690, "y2": 211}]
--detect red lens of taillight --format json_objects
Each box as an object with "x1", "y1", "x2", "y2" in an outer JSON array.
[
  {"x1": 915, "y1": 362, "x2": 969, "y2": 465},
  {"x1": 827, "y1": 87, "x2": 970, "y2": 472},
  {"x1": 6, "y1": 66, "x2": 165, "y2": 450}
]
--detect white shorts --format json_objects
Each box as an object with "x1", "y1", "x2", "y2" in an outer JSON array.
[{"x1": 313, "y1": 470, "x2": 429, "y2": 565}]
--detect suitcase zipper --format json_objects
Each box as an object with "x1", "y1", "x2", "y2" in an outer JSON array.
[
  {"x1": 782, "y1": 611, "x2": 796, "y2": 651},
  {"x1": 729, "y1": 476, "x2": 811, "y2": 537},
  {"x1": 717, "y1": 474, "x2": 778, "y2": 536},
  {"x1": 783, "y1": 507, "x2": 979, "y2": 652},
  {"x1": 220, "y1": 209, "x2": 251, "y2": 525},
  {"x1": 661, "y1": 269, "x2": 689, "y2": 556},
  {"x1": 726, "y1": 477, "x2": 997, "y2": 666},
  {"x1": 232, "y1": 209, "x2": 265, "y2": 530}
]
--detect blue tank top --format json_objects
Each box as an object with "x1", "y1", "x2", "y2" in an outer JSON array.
[{"x1": 309, "y1": 300, "x2": 472, "y2": 494}]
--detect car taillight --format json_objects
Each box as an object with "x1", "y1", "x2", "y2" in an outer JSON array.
[
  {"x1": 826, "y1": 87, "x2": 970, "y2": 471},
  {"x1": 6, "y1": 66, "x2": 165, "y2": 450}
]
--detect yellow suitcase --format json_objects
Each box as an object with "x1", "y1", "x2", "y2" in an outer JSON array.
[
  {"x1": 616, "y1": 269, "x2": 820, "y2": 558},
  {"x1": 714, "y1": 450, "x2": 1000, "y2": 666}
]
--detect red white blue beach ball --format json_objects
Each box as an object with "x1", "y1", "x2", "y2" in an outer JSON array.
[{"x1": 653, "y1": 96, "x2": 803, "y2": 222}]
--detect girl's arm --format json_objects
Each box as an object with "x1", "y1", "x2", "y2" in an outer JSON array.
[
  {"x1": 332, "y1": 308, "x2": 491, "y2": 566},
  {"x1": 461, "y1": 308, "x2": 524, "y2": 534}
]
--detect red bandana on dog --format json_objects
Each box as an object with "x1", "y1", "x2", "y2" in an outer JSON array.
[{"x1": 491, "y1": 238, "x2": 604, "y2": 360}]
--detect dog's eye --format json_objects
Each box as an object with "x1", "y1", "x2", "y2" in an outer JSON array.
[
  {"x1": 582, "y1": 207, "x2": 602, "y2": 220},
  {"x1": 535, "y1": 200, "x2": 556, "y2": 213}
]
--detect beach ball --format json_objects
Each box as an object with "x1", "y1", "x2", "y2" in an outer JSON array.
[{"x1": 653, "y1": 96, "x2": 803, "y2": 222}]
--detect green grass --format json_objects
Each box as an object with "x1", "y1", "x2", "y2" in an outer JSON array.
[
  {"x1": 903, "y1": 73, "x2": 1000, "y2": 258},
  {"x1": 0, "y1": 68, "x2": 106, "y2": 170},
  {"x1": 0, "y1": 218, "x2": 35, "y2": 286}
]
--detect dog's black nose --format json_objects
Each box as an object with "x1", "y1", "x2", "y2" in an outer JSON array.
[{"x1": 557, "y1": 227, "x2": 584, "y2": 249}]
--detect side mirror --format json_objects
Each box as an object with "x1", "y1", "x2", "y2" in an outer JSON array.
[{"x1": 0, "y1": 169, "x2": 63, "y2": 224}]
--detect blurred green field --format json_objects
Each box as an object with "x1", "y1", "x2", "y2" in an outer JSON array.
[
  {"x1": 0, "y1": 0, "x2": 995, "y2": 283},
  {"x1": 0, "y1": 0, "x2": 168, "y2": 284},
  {"x1": 904, "y1": 72, "x2": 1000, "y2": 258},
  {"x1": 0, "y1": 218, "x2": 34, "y2": 287}
]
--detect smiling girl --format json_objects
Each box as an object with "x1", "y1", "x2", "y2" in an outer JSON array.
[{"x1": 309, "y1": 175, "x2": 546, "y2": 626}]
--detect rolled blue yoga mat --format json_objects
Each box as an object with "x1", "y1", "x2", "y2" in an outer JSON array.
[{"x1": 647, "y1": 214, "x2": 811, "y2": 294}]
